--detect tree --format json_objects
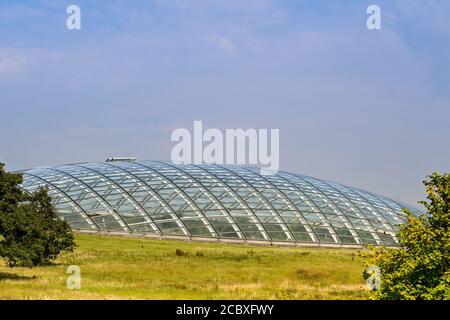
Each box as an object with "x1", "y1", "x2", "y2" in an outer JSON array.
[
  {"x1": 0, "y1": 163, "x2": 74, "y2": 267},
  {"x1": 363, "y1": 172, "x2": 450, "y2": 300},
  {"x1": 0, "y1": 163, "x2": 24, "y2": 217}
]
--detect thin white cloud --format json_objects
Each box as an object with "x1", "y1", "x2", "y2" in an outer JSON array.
[
  {"x1": 393, "y1": 0, "x2": 450, "y2": 36},
  {"x1": 0, "y1": 4, "x2": 45, "y2": 20},
  {"x1": 0, "y1": 49, "x2": 27, "y2": 74},
  {"x1": 206, "y1": 34, "x2": 238, "y2": 53},
  {"x1": 0, "y1": 47, "x2": 61, "y2": 77},
  {"x1": 153, "y1": 0, "x2": 278, "y2": 13}
]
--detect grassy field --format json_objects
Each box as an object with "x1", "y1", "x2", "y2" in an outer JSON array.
[{"x1": 0, "y1": 234, "x2": 369, "y2": 299}]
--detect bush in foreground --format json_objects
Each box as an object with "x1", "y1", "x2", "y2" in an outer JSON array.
[{"x1": 364, "y1": 172, "x2": 450, "y2": 300}]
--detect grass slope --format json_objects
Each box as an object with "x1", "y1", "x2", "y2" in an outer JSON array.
[{"x1": 0, "y1": 234, "x2": 369, "y2": 299}]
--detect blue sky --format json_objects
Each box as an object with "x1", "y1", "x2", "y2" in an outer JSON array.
[{"x1": 0, "y1": 0, "x2": 449, "y2": 206}]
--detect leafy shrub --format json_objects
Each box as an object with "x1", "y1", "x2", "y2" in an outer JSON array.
[{"x1": 363, "y1": 172, "x2": 450, "y2": 300}]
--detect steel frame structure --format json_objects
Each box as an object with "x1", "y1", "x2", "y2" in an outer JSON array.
[{"x1": 20, "y1": 161, "x2": 421, "y2": 247}]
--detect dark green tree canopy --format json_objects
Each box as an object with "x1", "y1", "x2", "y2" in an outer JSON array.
[
  {"x1": 0, "y1": 162, "x2": 75, "y2": 267},
  {"x1": 0, "y1": 163, "x2": 24, "y2": 216}
]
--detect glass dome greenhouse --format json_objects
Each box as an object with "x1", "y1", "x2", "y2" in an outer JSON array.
[{"x1": 20, "y1": 161, "x2": 421, "y2": 247}]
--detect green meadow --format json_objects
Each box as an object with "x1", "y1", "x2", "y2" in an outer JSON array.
[{"x1": 0, "y1": 234, "x2": 369, "y2": 299}]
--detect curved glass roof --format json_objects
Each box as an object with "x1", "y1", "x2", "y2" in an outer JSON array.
[{"x1": 20, "y1": 161, "x2": 421, "y2": 247}]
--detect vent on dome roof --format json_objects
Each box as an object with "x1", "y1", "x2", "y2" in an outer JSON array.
[{"x1": 106, "y1": 157, "x2": 137, "y2": 162}]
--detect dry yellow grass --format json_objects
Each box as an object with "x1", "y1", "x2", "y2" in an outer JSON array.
[{"x1": 0, "y1": 234, "x2": 370, "y2": 299}]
